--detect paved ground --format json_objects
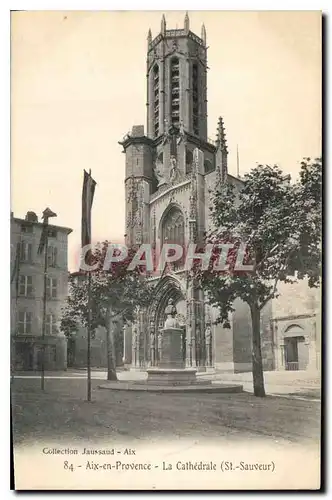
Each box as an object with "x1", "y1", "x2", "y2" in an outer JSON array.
[
  {"x1": 11, "y1": 377, "x2": 320, "y2": 448},
  {"x1": 12, "y1": 368, "x2": 321, "y2": 399}
]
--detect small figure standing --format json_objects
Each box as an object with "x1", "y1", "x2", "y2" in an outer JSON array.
[
  {"x1": 169, "y1": 156, "x2": 177, "y2": 183},
  {"x1": 163, "y1": 119, "x2": 170, "y2": 144},
  {"x1": 177, "y1": 120, "x2": 185, "y2": 144},
  {"x1": 153, "y1": 162, "x2": 164, "y2": 187},
  {"x1": 205, "y1": 324, "x2": 213, "y2": 367},
  {"x1": 164, "y1": 298, "x2": 179, "y2": 328}
]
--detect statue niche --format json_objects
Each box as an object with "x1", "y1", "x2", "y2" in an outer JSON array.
[
  {"x1": 153, "y1": 152, "x2": 165, "y2": 187},
  {"x1": 164, "y1": 298, "x2": 180, "y2": 329},
  {"x1": 161, "y1": 206, "x2": 185, "y2": 269}
]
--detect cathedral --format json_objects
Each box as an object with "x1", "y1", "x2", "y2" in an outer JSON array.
[{"x1": 120, "y1": 13, "x2": 274, "y2": 373}]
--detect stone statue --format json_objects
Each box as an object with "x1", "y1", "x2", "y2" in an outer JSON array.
[
  {"x1": 164, "y1": 298, "x2": 180, "y2": 329},
  {"x1": 169, "y1": 156, "x2": 177, "y2": 183},
  {"x1": 205, "y1": 324, "x2": 212, "y2": 344},
  {"x1": 132, "y1": 323, "x2": 140, "y2": 367},
  {"x1": 153, "y1": 161, "x2": 164, "y2": 187},
  {"x1": 205, "y1": 324, "x2": 213, "y2": 366},
  {"x1": 150, "y1": 322, "x2": 156, "y2": 366},
  {"x1": 163, "y1": 119, "x2": 171, "y2": 144},
  {"x1": 132, "y1": 324, "x2": 137, "y2": 348},
  {"x1": 177, "y1": 120, "x2": 185, "y2": 144}
]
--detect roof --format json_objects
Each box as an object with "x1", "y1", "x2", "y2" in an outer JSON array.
[{"x1": 11, "y1": 216, "x2": 73, "y2": 235}]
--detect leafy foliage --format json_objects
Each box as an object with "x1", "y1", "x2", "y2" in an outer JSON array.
[
  {"x1": 60, "y1": 242, "x2": 153, "y2": 337},
  {"x1": 194, "y1": 158, "x2": 322, "y2": 397},
  {"x1": 196, "y1": 159, "x2": 322, "y2": 324}
]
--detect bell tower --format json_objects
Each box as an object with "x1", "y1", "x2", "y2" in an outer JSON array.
[
  {"x1": 120, "y1": 14, "x2": 234, "y2": 372},
  {"x1": 146, "y1": 12, "x2": 208, "y2": 140}
]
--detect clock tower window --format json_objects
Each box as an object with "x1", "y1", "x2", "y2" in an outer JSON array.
[
  {"x1": 153, "y1": 64, "x2": 160, "y2": 137},
  {"x1": 170, "y1": 57, "x2": 180, "y2": 127}
]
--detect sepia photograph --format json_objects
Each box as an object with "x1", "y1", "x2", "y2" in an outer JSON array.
[{"x1": 10, "y1": 9, "x2": 322, "y2": 491}]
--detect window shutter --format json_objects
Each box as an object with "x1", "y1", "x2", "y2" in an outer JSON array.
[
  {"x1": 52, "y1": 279, "x2": 57, "y2": 298},
  {"x1": 28, "y1": 243, "x2": 32, "y2": 262},
  {"x1": 19, "y1": 275, "x2": 25, "y2": 295},
  {"x1": 20, "y1": 242, "x2": 24, "y2": 261},
  {"x1": 27, "y1": 276, "x2": 33, "y2": 296},
  {"x1": 45, "y1": 314, "x2": 50, "y2": 335},
  {"x1": 52, "y1": 314, "x2": 57, "y2": 334},
  {"x1": 54, "y1": 247, "x2": 58, "y2": 266},
  {"x1": 18, "y1": 311, "x2": 24, "y2": 324},
  {"x1": 26, "y1": 312, "x2": 32, "y2": 333}
]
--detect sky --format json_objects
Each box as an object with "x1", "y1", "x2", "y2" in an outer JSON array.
[{"x1": 11, "y1": 10, "x2": 322, "y2": 271}]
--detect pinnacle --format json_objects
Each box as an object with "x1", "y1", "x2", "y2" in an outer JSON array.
[{"x1": 216, "y1": 117, "x2": 228, "y2": 151}]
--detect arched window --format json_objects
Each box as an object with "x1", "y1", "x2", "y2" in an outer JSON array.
[
  {"x1": 161, "y1": 206, "x2": 185, "y2": 269},
  {"x1": 185, "y1": 149, "x2": 193, "y2": 174},
  {"x1": 192, "y1": 62, "x2": 199, "y2": 135},
  {"x1": 170, "y1": 57, "x2": 180, "y2": 127},
  {"x1": 204, "y1": 159, "x2": 213, "y2": 174},
  {"x1": 153, "y1": 64, "x2": 159, "y2": 137}
]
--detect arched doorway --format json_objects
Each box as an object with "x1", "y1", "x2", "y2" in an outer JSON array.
[
  {"x1": 148, "y1": 276, "x2": 186, "y2": 365},
  {"x1": 284, "y1": 324, "x2": 308, "y2": 371}
]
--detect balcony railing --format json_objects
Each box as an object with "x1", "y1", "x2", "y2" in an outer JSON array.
[{"x1": 286, "y1": 362, "x2": 299, "y2": 371}]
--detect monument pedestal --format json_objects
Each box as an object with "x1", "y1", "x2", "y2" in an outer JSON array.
[
  {"x1": 159, "y1": 327, "x2": 184, "y2": 369},
  {"x1": 146, "y1": 368, "x2": 197, "y2": 386},
  {"x1": 147, "y1": 327, "x2": 197, "y2": 386}
]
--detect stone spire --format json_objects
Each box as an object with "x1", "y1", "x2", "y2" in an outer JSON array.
[
  {"x1": 147, "y1": 28, "x2": 152, "y2": 48},
  {"x1": 216, "y1": 116, "x2": 228, "y2": 152},
  {"x1": 215, "y1": 117, "x2": 228, "y2": 185},
  {"x1": 184, "y1": 11, "x2": 190, "y2": 33},
  {"x1": 161, "y1": 14, "x2": 166, "y2": 35},
  {"x1": 201, "y1": 23, "x2": 206, "y2": 45}
]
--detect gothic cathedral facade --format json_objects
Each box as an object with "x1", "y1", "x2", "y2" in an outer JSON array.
[{"x1": 120, "y1": 14, "x2": 275, "y2": 373}]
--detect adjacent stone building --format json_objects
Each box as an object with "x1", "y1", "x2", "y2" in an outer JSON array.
[
  {"x1": 271, "y1": 277, "x2": 321, "y2": 372},
  {"x1": 10, "y1": 211, "x2": 72, "y2": 370}
]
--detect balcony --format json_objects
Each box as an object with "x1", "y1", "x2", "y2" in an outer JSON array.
[{"x1": 286, "y1": 362, "x2": 299, "y2": 371}]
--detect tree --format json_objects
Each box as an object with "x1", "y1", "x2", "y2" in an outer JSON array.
[
  {"x1": 195, "y1": 158, "x2": 322, "y2": 397},
  {"x1": 61, "y1": 242, "x2": 153, "y2": 380}
]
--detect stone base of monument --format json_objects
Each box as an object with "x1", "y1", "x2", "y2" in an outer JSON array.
[
  {"x1": 98, "y1": 381, "x2": 243, "y2": 393},
  {"x1": 146, "y1": 368, "x2": 198, "y2": 386},
  {"x1": 144, "y1": 327, "x2": 201, "y2": 386},
  {"x1": 98, "y1": 308, "x2": 243, "y2": 393}
]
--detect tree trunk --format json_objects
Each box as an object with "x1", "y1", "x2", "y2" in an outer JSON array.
[
  {"x1": 250, "y1": 302, "x2": 266, "y2": 397},
  {"x1": 106, "y1": 308, "x2": 118, "y2": 381}
]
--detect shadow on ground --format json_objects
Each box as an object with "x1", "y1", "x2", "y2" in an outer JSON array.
[{"x1": 11, "y1": 377, "x2": 321, "y2": 449}]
